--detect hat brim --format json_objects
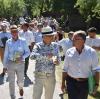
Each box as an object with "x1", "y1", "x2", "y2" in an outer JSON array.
[{"x1": 42, "y1": 32, "x2": 57, "y2": 36}]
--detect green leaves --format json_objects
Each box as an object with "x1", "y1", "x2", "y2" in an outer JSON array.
[
  {"x1": 75, "y1": 0, "x2": 100, "y2": 22},
  {"x1": 0, "y1": 0, "x2": 25, "y2": 18}
]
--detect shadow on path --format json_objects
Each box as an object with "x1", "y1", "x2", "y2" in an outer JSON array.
[
  {"x1": 0, "y1": 73, "x2": 8, "y2": 85},
  {"x1": 0, "y1": 74, "x2": 4, "y2": 85},
  {"x1": 24, "y1": 76, "x2": 33, "y2": 87}
]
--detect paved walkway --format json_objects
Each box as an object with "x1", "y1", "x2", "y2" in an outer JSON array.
[{"x1": 0, "y1": 60, "x2": 63, "y2": 99}]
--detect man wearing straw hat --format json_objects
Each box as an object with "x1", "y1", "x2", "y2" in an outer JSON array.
[{"x1": 30, "y1": 26, "x2": 60, "y2": 99}]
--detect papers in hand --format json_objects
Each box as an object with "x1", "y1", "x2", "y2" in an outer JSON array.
[
  {"x1": 13, "y1": 52, "x2": 22, "y2": 61},
  {"x1": 93, "y1": 66, "x2": 100, "y2": 72}
]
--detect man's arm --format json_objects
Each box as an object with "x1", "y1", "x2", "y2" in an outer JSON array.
[
  {"x1": 30, "y1": 42, "x2": 35, "y2": 52},
  {"x1": 94, "y1": 72, "x2": 99, "y2": 86},
  {"x1": 91, "y1": 49, "x2": 99, "y2": 95},
  {"x1": 3, "y1": 42, "x2": 9, "y2": 68},
  {"x1": 61, "y1": 72, "x2": 68, "y2": 92},
  {"x1": 22, "y1": 40, "x2": 30, "y2": 59},
  {"x1": 61, "y1": 51, "x2": 69, "y2": 92},
  {"x1": 92, "y1": 72, "x2": 99, "y2": 95},
  {"x1": 92, "y1": 46, "x2": 100, "y2": 51}
]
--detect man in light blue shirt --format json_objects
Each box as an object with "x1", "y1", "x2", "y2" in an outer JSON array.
[
  {"x1": 3, "y1": 25, "x2": 30, "y2": 99},
  {"x1": 33, "y1": 23, "x2": 43, "y2": 43},
  {"x1": 0, "y1": 23, "x2": 12, "y2": 76},
  {"x1": 19, "y1": 22, "x2": 35, "y2": 76},
  {"x1": 58, "y1": 31, "x2": 74, "y2": 60}
]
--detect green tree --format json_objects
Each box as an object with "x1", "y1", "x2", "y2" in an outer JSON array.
[
  {"x1": 0, "y1": 0, "x2": 25, "y2": 18},
  {"x1": 30, "y1": 0, "x2": 54, "y2": 16},
  {"x1": 52, "y1": 0, "x2": 76, "y2": 14},
  {"x1": 93, "y1": 0, "x2": 100, "y2": 19},
  {"x1": 24, "y1": 0, "x2": 76, "y2": 18},
  {"x1": 75, "y1": 0, "x2": 97, "y2": 22}
]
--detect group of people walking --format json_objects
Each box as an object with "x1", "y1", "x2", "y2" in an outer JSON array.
[{"x1": 0, "y1": 17, "x2": 100, "y2": 99}]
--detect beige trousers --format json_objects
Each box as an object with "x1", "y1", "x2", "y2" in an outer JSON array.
[
  {"x1": 33, "y1": 73, "x2": 56, "y2": 99},
  {"x1": 7, "y1": 61, "x2": 24, "y2": 98}
]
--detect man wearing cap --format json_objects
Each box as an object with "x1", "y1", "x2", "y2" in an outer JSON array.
[
  {"x1": 0, "y1": 23, "x2": 11, "y2": 76},
  {"x1": 19, "y1": 22, "x2": 35, "y2": 76},
  {"x1": 61, "y1": 30, "x2": 99, "y2": 99},
  {"x1": 86, "y1": 27, "x2": 100, "y2": 65},
  {"x1": 30, "y1": 26, "x2": 60, "y2": 99},
  {"x1": 58, "y1": 31, "x2": 74, "y2": 60},
  {"x1": 3, "y1": 25, "x2": 30, "y2": 99}
]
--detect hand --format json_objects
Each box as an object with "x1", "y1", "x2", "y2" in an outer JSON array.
[
  {"x1": 53, "y1": 60, "x2": 59, "y2": 65},
  {"x1": 92, "y1": 46, "x2": 99, "y2": 51},
  {"x1": 61, "y1": 82, "x2": 66, "y2": 92},
  {"x1": 52, "y1": 56, "x2": 59, "y2": 65},
  {"x1": 92, "y1": 85, "x2": 99, "y2": 96}
]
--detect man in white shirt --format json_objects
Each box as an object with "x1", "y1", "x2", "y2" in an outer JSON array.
[
  {"x1": 58, "y1": 31, "x2": 74, "y2": 60},
  {"x1": 61, "y1": 30, "x2": 99, "y2": 99},
  {"x1": 86, "y1": 27, "x2": 100, "y2": 51},
  {"x1": 19, "y1": 23, "x2": 35, "y2": 76}
]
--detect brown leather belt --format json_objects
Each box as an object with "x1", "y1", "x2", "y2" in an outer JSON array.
[
  {"x1": 68, "y1": 75, "x2": 88, "y2": 82},
  {"x1": 35, "y1": 72, "x2": 53, "y2": 77}
]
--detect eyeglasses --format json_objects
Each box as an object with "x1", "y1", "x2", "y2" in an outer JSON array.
[{"x1": 73, "y1": 38, "x2": 84, "y2": 41}]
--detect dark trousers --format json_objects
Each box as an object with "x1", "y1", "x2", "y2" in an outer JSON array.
[
  {"x1": 24, "y1": 46, "x2": 32, "y2": 75},
  {"x1": 67, "y1": 76, "x2": 88, "y2": 99},
  {"x1": 24, "y1": 56, "x2": 29, "y2": 75}
]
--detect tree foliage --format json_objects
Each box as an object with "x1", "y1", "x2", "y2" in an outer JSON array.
[
  {"x1": 1, "y1": 0, "x2": 100, "y2": 23},
  {"x1": 75, "y1": 0, "x2": 100, "y2": 22},
  {"x1": 29, "y1": 0, "x2": 54, "y2": 16},
  {"x1": 0, "y1": 0, "x2": 25, "y2": 18},
  {"x1": 93, "y1": 0, "x2": 100, "y2": 19}
]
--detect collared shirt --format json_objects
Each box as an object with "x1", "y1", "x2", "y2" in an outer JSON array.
[
  {"x1": 30, "y1": 42, "x2": 60, "y2": 73},
  {"x1": 58, "y1": 38, "x2": 73, "y2": 54},
  {"x1": 3, "y1": 37, "x2": 30, "y2": 68},
  {"x1": 86, "y1": 36, "x2": 100, "y2": 49},
  {"x1": 0, "y1": 32, "x2": 11, "y2": 47},
  {"x1": 19, "y1": 30, "x2": 35, "y2": 46},
  {"x1": 86, "y1": 36, "x2": 100, "y2": 62},
  {"x1": 33, "y1": 32, "x2": 43, "y2": 43},
  {"x1": 63, "y1": 45, "x2": 98, "y2": 78}
]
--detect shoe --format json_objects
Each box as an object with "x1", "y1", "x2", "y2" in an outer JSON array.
[{"x1": 19, "y1": 89, "x2": 24, "y2": 96}]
